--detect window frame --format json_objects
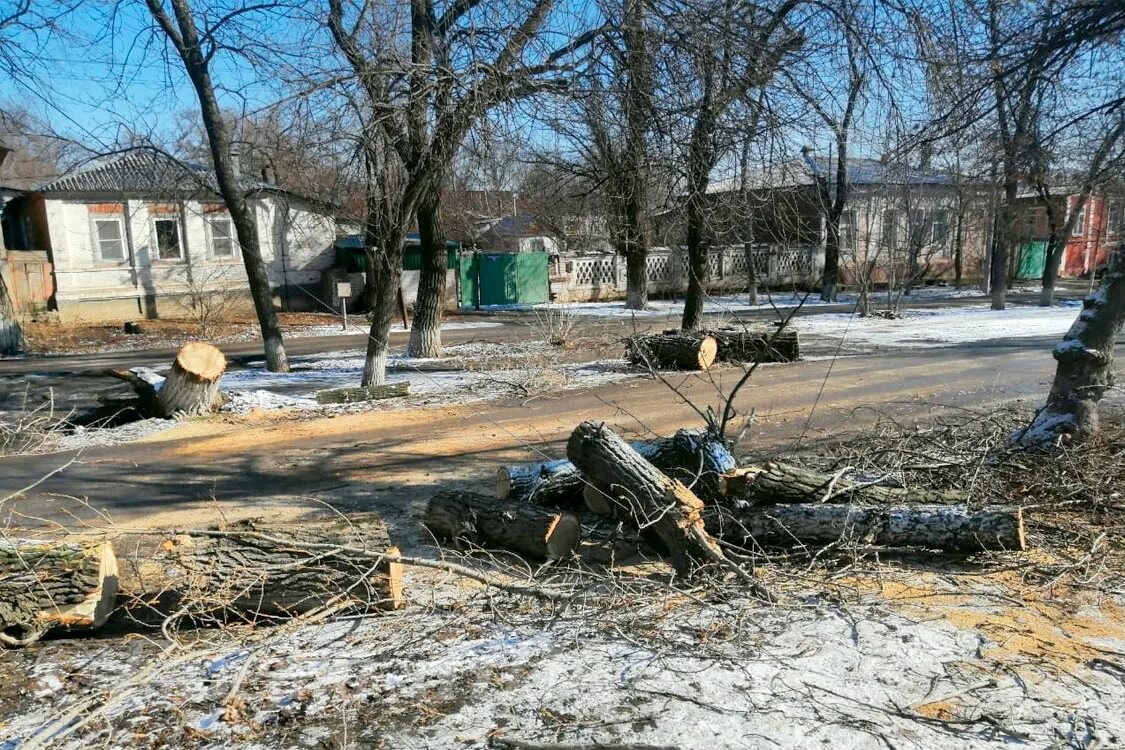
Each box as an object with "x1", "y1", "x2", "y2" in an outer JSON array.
[
  {"x1": 838, "y1": 209, "x2": 857, "y2": 253},
  {"x1": 207, "y1": 216, "x2": 237, "y2": 260},
  {"x1": 1071, "y1": 201, "x2": 1087, "y2": 237},
  {"x1": 1106, "y1": 200, "x2": 1120, "y2": 237},
  {"x1": 881, "y1": 209, "x2": 900, "y2": 251},
  {"x1": 151, "y1": 216, "x2": 184, "y2": 262},
  {"x1": 92, "y1": 216, "x2": 127, "y2": 263}
]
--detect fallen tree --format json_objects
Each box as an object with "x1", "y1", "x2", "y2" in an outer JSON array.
[
  {"x1": 566, "y1": 420, "x2": 723, "y2": 575},
  {"x1": 316, "y1": 382, "x2": 410, "y2": 405},
  {"x1": 626, "y1": 332, "x2": 718, "y2": 370},
  {"x1": 156, "y1": 515, "x2": 404, "y2": 619},
  {"x1": 109, "y1": 341, "x2": 227, "y2": 418},
  {"x1": 704, "y1": 325, "x2": 799, "y2": 363},
  {"x1": 720, "y1": 462, "x2": 969, "y2": 506},
  {"x1": 498, "y1": 429, "x2": 736, "y2": 508},
  {"x1": 705, "y1": 503, "x2": 1026, "y2": 552},
  {"x1": 1, "y1": 539, "x2": 118, "y2": 647},
  {"x1": 424, "y1": 490, "x2": 581, "y2": 560}
]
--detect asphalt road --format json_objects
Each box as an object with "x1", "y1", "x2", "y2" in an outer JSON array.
[{"x1": 3, "y1": 332, "x2": 1119, "y2": 530}]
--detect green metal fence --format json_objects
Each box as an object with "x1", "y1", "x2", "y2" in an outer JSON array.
[{"x1": 458, "y1": 252, "x2": 549, "y2": 307}]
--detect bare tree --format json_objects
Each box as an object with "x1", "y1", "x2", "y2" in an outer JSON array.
[
  {"x1": 662, "y1": 0, "x2": 802, "y2": 331},
  {"x1": 142, "y1": 0, "x2": 290, "y2": 372}
]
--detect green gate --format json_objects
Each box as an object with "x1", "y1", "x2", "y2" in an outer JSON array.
[
  {"x1": 458, "y1": 252, "x2": 549, "y2": 307},
  {"x1": 1017, "y1": 241, "x2": 1049, "y2": 279}
]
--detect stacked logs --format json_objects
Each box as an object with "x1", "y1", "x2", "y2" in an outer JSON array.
[{"x1": 425, "y1": 420, "x2": 1026, "y2": 575}]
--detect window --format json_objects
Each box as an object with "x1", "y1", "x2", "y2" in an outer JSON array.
[
  {"x1": 94, "y1": 218, "x2": 125, "y2": 261},
  {"x1": 909, "y1": 209, "x2": 929, "y2": 248},
  {"x1": 881, "y1": 209, "x2": 900, "y2": 250},
  {"x1": 932, "y1": 210, "x2": 951, "y2": 247},
  {"x1": 1072, "y1": 202, "x2": 1086, "y2": 237},
  {"x1": 839, "y1": 210, "x2": 857, "y2": 253},
  {"x1": 1107, "y1": 201, "x2": 1121, "y2": 237},
  {"x1": 209, "y1": 218, "x2": 235, "y2": 258},
  {"x1": 153, "y1": 218, "x2": 182, "y2": 260}
]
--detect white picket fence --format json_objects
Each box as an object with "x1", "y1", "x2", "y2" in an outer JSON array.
[{"x1": 554, "y1": 245, "x2": 816, "y2": 302}]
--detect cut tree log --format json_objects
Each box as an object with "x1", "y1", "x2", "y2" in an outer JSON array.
[
  {"x1": 316, "y1": 381, "x2": 410, "y2": 405},
  {"x1": 158, "y1": 341, "x2": 227, "y2": 416},
  {"x1": 498, "y1": 429, "x2": 736, "y2": 508},
  {"x1": 423, "y1": 490, "x2": 581, "y2": 560},
  {"x1": 703, "y1": 325, "x2": 799, "y2": 363},
  {"x1": 720, "y1": 462, "x2": 969, "y2": 506},
  {"x1": 626, "y1": 333, "x2": 718, "y2": 370},
  {"x1": 157, "y1": 515, "x2": 403, "y2": 618},
  {"x1": 704, "y1": 503, "x2": 1026, "y2": 552},
  {"x1": 566, "y1": 420, "x2": 721, "y2": 574},
  {"x1": 0, "y1": 539, "x2": 118, "y2": 647}
]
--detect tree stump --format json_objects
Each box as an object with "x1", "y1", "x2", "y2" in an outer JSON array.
[
  {"x1": 156, "y1": 515, "x2": 404, "y2": 619},
  {"x1": 0, "y1": 318, "x2": 23, "y2": 355},
  {"x1": 316, "y1": 382, "x2": 410, "y2": 404},
  {"x1": 498, "y1": 429, "x2": 736, "y2": 508},
  {"x1": 566, "y1": 420, "x2": 720, "y2": 574},
  {"x1": 719, "y1": 462, "x2": 970, "y2": 506},
  {"x1": 704, "y1": 503, "x2": 1026, "y2": 552},
  {"x1": 0, "y1": 539, "x2": 118, "y2": 647},
  {"x1": 626, "y1": 333, "x2": 718, "y2": 370},
  {"x1": 704, "y1": 325, "x2": 800, "y2": 363},
  {"x1": 157, "y1": 341, "x2": 227, "y2": 417},
  {"x1": 424, "y1": 490, "x2": 581, "y2": 560}
]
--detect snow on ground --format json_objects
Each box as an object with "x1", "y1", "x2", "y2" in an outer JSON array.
[
  {"x1": 3, "y1": 576, "x2": 1122, "y2": 750},
  {"x1": 283, "y1": 319, "x2": 504, "y2": 338},
  {"x1": 797, "y1": 302, "x2": 1083, "y2": 351}
]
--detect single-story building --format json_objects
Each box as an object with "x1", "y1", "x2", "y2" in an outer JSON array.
[
  {"x1": 1015, "y1": 188, "x2": 1123, "y2": 279},
  {"x1": 0, "y1": 146, "x2": 343, "y2": 320}
]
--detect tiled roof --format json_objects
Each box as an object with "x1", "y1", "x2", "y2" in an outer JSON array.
[{"x1": 35, "y1": 146, "x2": 275, "y2": 197}]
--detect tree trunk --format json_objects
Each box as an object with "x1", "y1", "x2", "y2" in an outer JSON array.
[
  {"x1": 703, "y1": 326, "x2": 799, "y2": 363},
  {"x1": 626, "y1": 332, "x2": 718, "y2": 370},
  {"x1": 1040, "y1": 231, "x2": 1063, "y2": 307},
  {"x1": 1014, "y1": 244, "x2": 1125, "y2": 446},
  {"x1": 0, "y1": 318, "x2": 22, "y2": 355},
  {"x1": 316, "y1": 382, "x2": 410, "y2": 404},
  {"x1": 744, "y1": 241, "x2": 758, "y2": 304},
  {"x1": 156, "y1": 341, "x2": 227, "y2": 417},
  {"x1": 681, "y1": 212, "x2": 709, "y2": 331},
  {"x1": 407, "y1": 187, "x2": 446, "y2": 358},
  {"x1": 566, "y1": 420, "x2": 719, "y2": 575},
  {"x1": 1, "y1": 539, "x2": 118, "y2": 647},
  {"x1": 704, "y1": 503, "x2": 1025, "y2": 552},
  {"x1": 719, "y1": 462, "x2": 969, "y2": 506},
  {"x1": 156, "y1": 515, "x2": 404, "y2": 619},
  {"x1": 148, "y1": 0, "x2": 289, "y2": 373},
  {"x1": 362, "y1": 234, "x2": 407, "y2": 386},
  {"x1": 990, "y1": 177, "x2": 1018, "y2": 310},
  {"x1": 424, "y1": 490, "x2": 581, "y2": 561},
  {"x1": 624, "y1": 250, "x2": 648, "y2": 310},
  {"x1": 820, "y1": 214, "x2": 840, "y2": 303},
  {"x1": 498, "y1": 429, "x2": 736, "y2": 507}
]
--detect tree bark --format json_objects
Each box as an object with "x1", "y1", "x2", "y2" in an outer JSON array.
[
  {"x1": 626, "y1": 332, "x2": 718, "y2": 370},
  {"x1": 624, "y1": 250, "x2": 648, "y2": 310},
  {"x1": 424, "y1": 490, "x2": 581, "y2": 560},
  {"x1": 703, "y1": 326, "x2": 799, "y2": 363},
  {"x1": 704, "y1": 503, "x2": 1025, "y2": 552},
  {"x1": 0, "y1": 318, "x2": 21, "y2": 355},
  {"x1": 156, "y1": 341, "x2": 227, "y2": 417},
  {"x1": 498, "y1": 429, "x2": 736, "y2": 508},
  {"x1": 990, "y1": 176, "x2": 1018, "y2": 310},
  {"x1": 156, "y1": 516, "x2": 404, "y2": 619},
  {"x1": 145, "y1": 0, "x2": 288, "y2": 372},
  {"x1": 1014, "y1": 244, "x2": 1125, "y2": 446},
  {"x1": 719, "y1": 462, "x2": 969, "y2": 506},
  {"x1": 566, "y1": 420, "x2": 720, "y2": 574},
  {"x1": 408, "y1": 186, "x2": 446, "y2": 358},
  {"x1": 1, "y1": 539, "x2": 118, "y2": 647},
  {"x1": 316, "y1": 382, "x2": 409, "y2": 404}
]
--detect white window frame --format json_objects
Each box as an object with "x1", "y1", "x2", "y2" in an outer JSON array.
[
  {"x1": 207, "y1": 216, "x2": 236, "y2": 259},
  {"x1": 151, "y1": 217, "x2": 184, "y2": 261},
  {"x1": 92, "y1": 217, "x2": 126, "y2": 263},
  {"x1": 1106, "y1": 200, "x2": 1120, "y2": 237},
  {"x1": 1071, "y1": 202, "x2": 1086, "y2": 237},
  {"x1": 838, "y1": 209, "x2": 857, "y2": 253}
]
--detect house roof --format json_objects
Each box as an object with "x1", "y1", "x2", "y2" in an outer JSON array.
[
  {"x1": 34, "y1": 146, "x2": 285, "y2": 199},
  {"x1": 482, "y1": 213, "x2": 546, "y2": 238},
  {"x1": 707, "y1": 156, "x2": 956, "y2": 194}
]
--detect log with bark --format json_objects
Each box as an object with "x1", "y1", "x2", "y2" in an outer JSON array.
[
  {"x1": 719, "y1": 462, "x2": 969, "y2": 507},
  {"x1": 703, "y1": 325, "x2": 799, "y2": 363},
  {"x1": 566, "y1": 420, "x2": 722, "y2": 574},
  {"x1": 423, "y1": 490, "x2": 581, "y2": 560},
  {"x1": 157, "y1": 515, "x2": 404, "y2": 618},
  {"x1": 0, "y1": 539, "x2": 118, "y2": 647},
  {"x1": 316, "y1": 382, "x2": 410, "y2": 405},
  {"x1": 109, "y1": 341, "x2": 227, "y2": 418},
  {"x1": 498, "y1": 429, "x2": 736, "y2": 508},
  {"x1": 626, "y1": 332, "x2": 718, "y2": 371},
  {"x1": 704, "y1": 503, "x2": 1025, "y2": 552}
]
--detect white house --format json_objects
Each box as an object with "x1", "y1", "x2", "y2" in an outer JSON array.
[{"x1": 0, "y1": 146, "x2": 342, "y2": 320}]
